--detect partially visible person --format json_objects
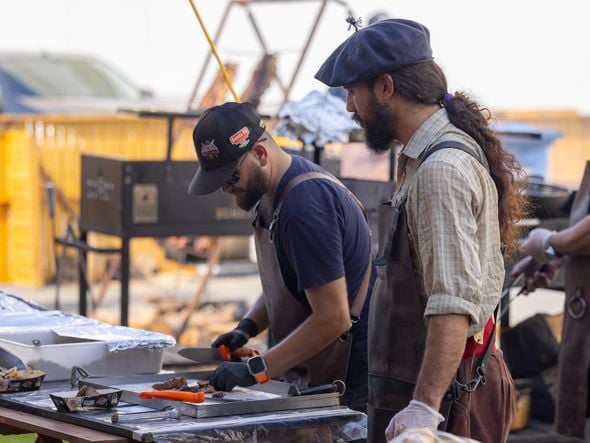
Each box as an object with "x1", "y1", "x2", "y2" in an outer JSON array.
[
  {"x1": 511, "y1": 162, "x2": 590, "y2": 438},
  {"x1": 187, "y1": 102, "x2": 374, "y2": 412},
  {"x1": 315, "y1": 18, "x2": 526, "y2": 443},
  {"x1": 511, "y1": 215, "x2": 590, "y2": 293},
  {"x1": 388, "y1": 428, "x2": 479, "y2": 443}
]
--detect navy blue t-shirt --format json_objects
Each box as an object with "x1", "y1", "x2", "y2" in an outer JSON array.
[{"x1": 272, "y1": 156, "x2": 372, "y2": 305}]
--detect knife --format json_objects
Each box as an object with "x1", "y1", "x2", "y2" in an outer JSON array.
[{"x1": 178, "y1": 345, "x2": 259, "y2": 364}]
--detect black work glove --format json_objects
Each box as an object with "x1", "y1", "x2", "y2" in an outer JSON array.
[
  {"x1": 210, "y1": 362, "x2": 256, "y2": 392},
  {"x1": 212, "y1": 318, "x2": 259, "y2": 352}
]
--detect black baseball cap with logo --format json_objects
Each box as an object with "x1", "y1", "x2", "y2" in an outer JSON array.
[{"x1": 188, "y1": 102, "x2": 266, "y2": 195}]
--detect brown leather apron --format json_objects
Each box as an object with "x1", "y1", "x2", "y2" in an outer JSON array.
[
  {"x1": 556, "y1": 161, "x2": 590, "y2": 438},
  {"x1": 253, "y1": 172, "x2": 370, "y2": 388},
  {"x1": 367, "y1": 143, "x2": 515, "y2": 443}
]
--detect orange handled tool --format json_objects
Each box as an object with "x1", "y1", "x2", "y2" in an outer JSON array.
[
  {"x1": 218, "y1": 344, "x2": 260, "y2": 361},
  {"x1": 139, "y1": 390, "x2": 205, "y2": 403}
]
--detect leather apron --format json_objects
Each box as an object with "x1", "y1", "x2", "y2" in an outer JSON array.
[
  {"x1": 556, "y1": 161, "x2": 590, "y2": 438},
  {"x1": 252, "y1": 172, "x2": 369, "y2": 389},
  {"x1": 367, "y1": 143, "x2": 516, "y2": 443}
]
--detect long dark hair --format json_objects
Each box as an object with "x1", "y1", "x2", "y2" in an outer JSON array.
[{"x1": 383, "y1": 60, "x2": 528, "y2": 255}]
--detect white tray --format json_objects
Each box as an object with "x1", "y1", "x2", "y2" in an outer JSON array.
[{"x1": 0, "y1": 330, "x2": 163, "y2": 381}]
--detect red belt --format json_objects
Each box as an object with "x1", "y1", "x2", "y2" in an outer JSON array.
[{"x1": 463, "y1": 317, "x2": 495, "y2": 359}]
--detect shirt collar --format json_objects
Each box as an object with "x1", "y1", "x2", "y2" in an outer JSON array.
[{"x1": 400, "y1": 108, "x2": 450, "y2": 160}]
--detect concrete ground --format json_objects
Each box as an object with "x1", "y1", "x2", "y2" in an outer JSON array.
[{"x1": 0, "y1": 260, "x2": 263, "y2": 330}]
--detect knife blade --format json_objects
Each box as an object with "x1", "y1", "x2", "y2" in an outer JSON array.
[
  {"x1": 177, "y1": 346, "x2": 229, "y2": 363},
  {"x1": 178, "y1": 345, "x2": 259, "y2": 364}
]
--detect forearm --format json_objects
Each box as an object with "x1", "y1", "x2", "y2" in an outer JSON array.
[
  {"x1": 552, "y1": 216, "x2": 590, "y2": 256},
  {"x1": 263, "y1": 313, "x2": 349, "y2": 378},
  {"x1": 243, "y1": 295, "x2": 269, "y2": 333},
  {"x1": 413, "y1": 314, "x2": 469, "y2": 410}
]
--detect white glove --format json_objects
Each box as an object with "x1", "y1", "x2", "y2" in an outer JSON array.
[
  {"x1": 521, "y1": 228, "x2": 554, "y2": 264},
  {"x1": 385, "y1": 399, "x2": 445, "y2": 441}
]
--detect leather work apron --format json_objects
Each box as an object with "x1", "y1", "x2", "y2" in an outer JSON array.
[
  {"x1": 556, "y1": 161, "x2": 590, "y2": 438},
  {"x1": 253, "y1": 172, "x2": 371, "y2": 390},
  {"x1": 367, "y1": 143, "x2": 515, "y2": 443}
]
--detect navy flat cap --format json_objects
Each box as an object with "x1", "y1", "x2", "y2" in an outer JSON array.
[{"x1": 315, "y1": 18, "x2": 433, "y2": 87}]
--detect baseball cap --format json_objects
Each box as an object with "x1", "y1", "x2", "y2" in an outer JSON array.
[
  {"x1": 188, "y1": 102, "x2": 266, "y2": 195},
  {"x1": 315, "y1": 18, "x2": 433, "y2": 87}
]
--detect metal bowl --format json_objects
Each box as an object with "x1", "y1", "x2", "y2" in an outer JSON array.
[{"x1": 525, "y1": 182, "x2": 572, "y2": 219}]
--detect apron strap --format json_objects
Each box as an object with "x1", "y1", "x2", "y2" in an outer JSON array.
[
  {"x1": 273, "y1": 171, "x2": 367, "y2": 221},
  {"x1": 374, "y1": 140, "x2": 486, "y2": 266},
  {"x1": 419, "y1": 140, "x2": 489, "y2": 172},
  {"x1": 269, "y1": 171, "x2": 367, "y2": 242}
]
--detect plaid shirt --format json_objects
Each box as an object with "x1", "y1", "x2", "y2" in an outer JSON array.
[{"x1": 393, "y1": 108, "x2": 504, "y2": 340}]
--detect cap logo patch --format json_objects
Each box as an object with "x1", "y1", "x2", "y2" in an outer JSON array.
[
  {"x1": 230, "y1": 127, "x2": 250, "y2": 148},
  {"x1": 200, "y1": 139, "x2": 219, "y2": 160}
]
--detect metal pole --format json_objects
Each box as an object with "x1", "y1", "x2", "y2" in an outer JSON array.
[
  {"x1": 121, "y1": 238, "x2": 130, "y2": 326},
  {"x1": 282, "y1": 0, "x2": 328, "y2": 104},
  {"x1": 78, "y1": 231, "x2": 88, "y2": 317},
  {"x1": 241, "y1": 3, "x2": 288, "y2": 96}
]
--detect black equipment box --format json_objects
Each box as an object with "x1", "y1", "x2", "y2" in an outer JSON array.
[{"x1": 80, "y1": 155, "x2": 253, "y2": 238}]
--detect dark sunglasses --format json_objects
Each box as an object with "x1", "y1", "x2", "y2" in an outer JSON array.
[
  {"x1": 225, "y1": 138, "x2": 267, "y2": 185},
  {"x1": 226, "y1": 153, "x2": 249, "y2": 185}
]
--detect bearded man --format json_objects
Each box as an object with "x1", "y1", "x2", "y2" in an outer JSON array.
[
  {"x1": 316, "y1": 18, "x2": 527, "y2": 442},
  {"x1": 187, "y1": 101, "x2": 374, "y2": 412}
]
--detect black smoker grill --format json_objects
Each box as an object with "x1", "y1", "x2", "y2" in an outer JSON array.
[
  {"x1": 80, "y1": 155, "x2": 253, "y2": 238},
  {"x1": 77, "y1": 154, "x2": 253, "y2": 326}
]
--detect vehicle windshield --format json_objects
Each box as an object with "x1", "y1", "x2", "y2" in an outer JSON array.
[{"x1": 0, "y1": 56, "x2": 143, "y2": 99}]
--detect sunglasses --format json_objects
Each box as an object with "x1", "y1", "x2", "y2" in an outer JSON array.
[
  {"x1": 225, "y1": 138, "x2": 267, "y2": 186},
  {"x1": 226, "y1": 153, "x2": 249, "y2": 185}
]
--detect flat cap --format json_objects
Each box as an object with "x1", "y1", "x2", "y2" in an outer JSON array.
[{"x1": 315, "y1": 18, "x2": 433, "y2": 87}]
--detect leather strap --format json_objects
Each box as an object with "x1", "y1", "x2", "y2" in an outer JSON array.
[
  {"x1": 419, "y1": 140, "x2": 489, "y2": 172},
  {"x1": 274, "y1": 171, "x2": 367, "y2": 220}
]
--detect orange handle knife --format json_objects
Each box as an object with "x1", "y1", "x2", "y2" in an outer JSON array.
[{"x1": 139, "y1": 390, "x2": 205, "y2": 403}]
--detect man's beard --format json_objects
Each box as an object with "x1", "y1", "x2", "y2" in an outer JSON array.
[
  {"x1": 235, "y1": 166, "x2": 268, "y2": 211},
  {"x1": 354, "y1": 96, "x2": 398, "y2": 154}
]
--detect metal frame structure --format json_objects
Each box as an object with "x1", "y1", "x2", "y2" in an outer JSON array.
[{"x1": 186, "y1": 0, "x2": 354, "y2": 110}]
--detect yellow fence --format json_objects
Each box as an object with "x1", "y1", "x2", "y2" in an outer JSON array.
[
  {"x1": 0, "y1": 115, "x2": 196, "y2": 287},
  {"x1": 496, "y1": 109, "x2": 590, "y2": 188}
]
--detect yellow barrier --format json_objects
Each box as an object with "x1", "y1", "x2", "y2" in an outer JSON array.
[{"x1": 0, "y1": 115, "x2": 197, "y2": 287}]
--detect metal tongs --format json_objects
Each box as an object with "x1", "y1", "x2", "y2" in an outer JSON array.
[{"x1": 499, "y1": 273, "x2": 525, "y2": 319}]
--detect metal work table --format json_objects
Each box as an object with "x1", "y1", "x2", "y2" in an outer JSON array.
[{"x1": 0, "y1": 378, "x2": 367, "y2": 442}]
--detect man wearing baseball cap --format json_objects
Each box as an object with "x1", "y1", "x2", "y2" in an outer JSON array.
[
  {"x1": 316, "y1": 18, "x2": 524, "y2": 442},
  {"x1": 188, "y1": 101, "x2": 374, "y2": 412}
]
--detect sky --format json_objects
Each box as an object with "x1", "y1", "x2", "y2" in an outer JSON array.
[{"x1": 2, "y1": 0, "x2": 590, "y2": 114}]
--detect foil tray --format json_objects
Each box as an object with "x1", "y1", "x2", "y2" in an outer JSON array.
[{"x1": 83, "y1": 370, "x2": 341, "y2": 419}]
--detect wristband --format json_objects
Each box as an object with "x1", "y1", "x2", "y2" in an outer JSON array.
[{"x1": 237, "y1": 318, "x2": 259, "y2": 338}]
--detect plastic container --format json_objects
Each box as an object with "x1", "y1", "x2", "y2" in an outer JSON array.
[{"x1": 0, "y1": 330, "x2": 163, "y2": 381}]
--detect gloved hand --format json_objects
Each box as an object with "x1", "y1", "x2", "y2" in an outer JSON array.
[
  {"x1": 521, "y1": 228, "x2": 555, "y2": 264},
  {"x1": 385, "y1": 400, "x2": 445, "y2": 441},
  {"x1": 212, "y1": 318, "x2": 259, "y2": 352},
  {"x1": 511, "y1": 255, "x2": 565, "y2": 294},
  {"x1": 209, "y1": 362, "x2": 256, "y2": 392}
]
